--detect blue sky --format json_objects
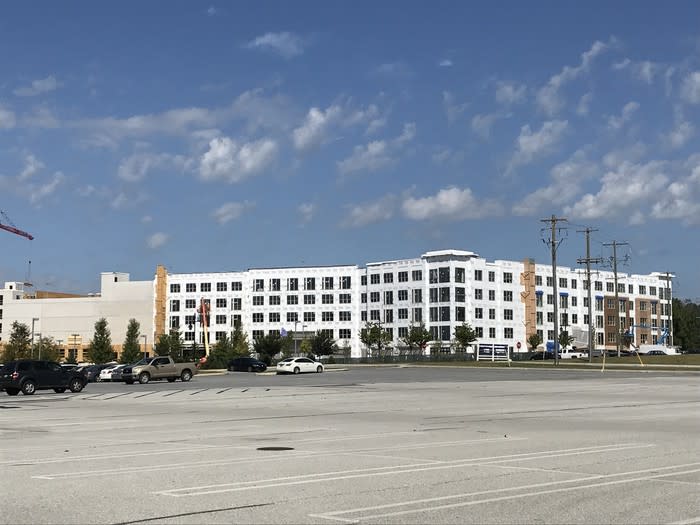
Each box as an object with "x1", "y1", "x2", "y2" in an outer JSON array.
[{"x1": 1, "y1": 1, "x2": 699, "y2": 299}]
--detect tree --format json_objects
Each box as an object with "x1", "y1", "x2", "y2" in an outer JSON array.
[
  {"x1": 558, "y1": 330, "x2": 574, "y2": 350},
  {"x1": 32, "y1": 336, "x2": 60, "y2": 362},
  {"x1": 673, "y1": 299, "x2": 700, "y2": 352},
  {"x1": 310, "y1": 331, "x2": 337, "y2": 357},
  {"x1": 230, "y1": 325, "x2": 250, "y2": 357},
  {"x1": 527, "y1": 332, "x2": 543, "y2": 351},
  {"x1": 1, "y1": 322, "x2": 31, "y2": 361},
  {"x1": 360, "y1": 322, "x2": 392, "y2": 358},
  {"x1": 204, "y1": 332, "x2": 239, "y2": 369},
  {"x1": 154, "y1": 330, "x2": 185, "y2": 358},
  {"x1": 453, "y1": 322, "x2": 477, "y2": 351},
  {"x1": 253, "y1": 332, "x2": 285, "y2": 365},
  {"x1": 87, "y1": 318, "x2": 114, "y2": 364},
  {"x1": 400, "y1": 323, "x2": 431, "y2": 357},
  {"x1": 120, "y1": 319, "x2": 142, "y2": 364}
]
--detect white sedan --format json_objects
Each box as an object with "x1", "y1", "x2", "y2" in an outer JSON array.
[
  {"x1": 99, "y1": 365, "x2": 125, "y2": 382},
  {"x1": 276, "y1": 357, "x2": 324, "y2": 375}
]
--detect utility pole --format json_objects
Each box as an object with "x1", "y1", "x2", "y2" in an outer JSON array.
[
  {"x1": 662, "y1": 272, "x2": 674, "y2": 348},
  {"x1": 577, "y1": 228, "x2": 603, "y2": 363},
  {"x1": 541, "y1": 215, "x2": 567, "y2": 365},
  {"x1": 603, "y1": 240, "x2": 628, "y2": 357}
]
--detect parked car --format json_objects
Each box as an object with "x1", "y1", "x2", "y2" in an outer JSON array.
[
  {"x1": 0, "y1": 360, "x2": 86, "y2": 396},
  {"x1": 276, "y1": 357, "x2": 324, "y2": 374},
  {"x1": 228, "y1": 357, "x2": 267, "y2": 373},
  {"x1": 78, "y1": 363, "x2": 115, "y2": 383},
  {"x1": 60, "y1": 363, "x2": 79, "y2": 371},
  {"x1": 121, "y1": 356, "x2": 198, "y2": 384},
  {"x1": 529, "y1": 351, "x2": 557, "y2": 360},
  {"x1": 645, "y1": 350, "x2": 667, "y2": 356},
  {"x1": 99, "y1": 364, "x2": 126, "y2": 382}
]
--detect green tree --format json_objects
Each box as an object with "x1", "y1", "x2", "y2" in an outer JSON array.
[
  {"x1": 310, "y1": 331, "x2": 337, "y2": 357},
  {"x1": 400, "y1": 323, "x2": 431, "y2": 357},
  {"x1": 2, "y1": 322, "x2": 31, "y2": 361},
  {"x1": 360, "y1": 322, "x2": 392, "y2": 358},
  {"x1": 204, "y1": 333, "x2": 237, "y2": 369},
  {"x1": 230, "y1": 325, "x2": 250, "y2": 357},
  {"x1": 453, "y1": 322, "x2": 477, "y2": 351},
  {"x1": 527, "y1": 332, "x2": 543, "y2": 351},
  {"x1": 673, "y1": 299, "x2": 700, "y2": 352},
  {"x1": 120, "y1": 319, "x2": 142, "y2": 364},
  {"x1": 32, "y1": 336, "x2": 60, "y2": 362},
  {"x1": 253, "y1": 332, "x2": 285, "y2": 365},
  {"x1": 87, "y1": 318, "x2": 114, "y2": 364},
  {"x1": 64, "y1": 351, "x2": 77, "y2": 364},
  {"x1": 558, "y1": 330, "x2": 575, "y2": 349},
  {"x1": 154, "y1": 330, "x2": 184, "y2": 358}
]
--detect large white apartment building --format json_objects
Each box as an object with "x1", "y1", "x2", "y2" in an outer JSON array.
[{"x1": 0, "y1": 248, "x2": 673, "y2": 361}]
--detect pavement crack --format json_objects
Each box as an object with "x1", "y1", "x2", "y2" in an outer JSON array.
[{"x1": 110, "y1": 502, "x2": 273, "y2": 524}]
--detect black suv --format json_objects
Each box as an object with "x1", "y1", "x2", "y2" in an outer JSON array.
[
  {"x1": 0, "y1": 360, "x2": 87, "y2": 396},
  {"x1": 227, "y1": 357, "x2": 267, "y2": 373}
]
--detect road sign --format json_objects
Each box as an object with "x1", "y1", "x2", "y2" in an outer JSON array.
[{"x1": 516, "y1": 341, "x2": 522, "y2": 349}]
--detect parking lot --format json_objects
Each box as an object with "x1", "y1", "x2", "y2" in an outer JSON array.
[{"x1": 1, "y1": 366, "x2": 699, "y2": 524}]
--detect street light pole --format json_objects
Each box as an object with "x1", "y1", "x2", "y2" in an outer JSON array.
[
  {"x1": 31, "y1": 317, "x2": 39, "y2": 359},
  {"x1": 294, "y1": 319, "x2": 298, "y2": 356},
  {"x1": 141, "y1": 334, "x2": 147, "y2": 358}
]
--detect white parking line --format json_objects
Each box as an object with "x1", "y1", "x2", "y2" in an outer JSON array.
[
  {"x1": 670, "y1": 517, "x2": 700, "y2": 525},
  {"x1": 310, "y1": 462, "x2": 700, "y2": 523}
]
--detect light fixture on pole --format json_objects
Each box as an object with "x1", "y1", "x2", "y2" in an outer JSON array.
[{"x1": 31, "y1": 317, "x2": 39, "y2": 358}]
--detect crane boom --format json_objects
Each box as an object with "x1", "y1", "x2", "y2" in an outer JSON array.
[{"x1": 0, "y1": 210, "x2": 34, "y2": 240}]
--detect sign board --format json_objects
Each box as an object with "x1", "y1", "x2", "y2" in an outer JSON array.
[
  {"x1": 477, "y1": 344, "x2": 509, "y2": 361},
  {"x1": 516, "y1": 341, "x2": 522, "y2": 349}
]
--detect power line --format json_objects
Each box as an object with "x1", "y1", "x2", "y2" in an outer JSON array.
[
  {"x1": 541, "y1": 215, "x2": 567, "y2": 366},
  {"x1": 603, "y1": 240, "x2": 629, "y2": 358},
  {"x1": 577, "y1": 227, "x2": 604, "y2": 363}
]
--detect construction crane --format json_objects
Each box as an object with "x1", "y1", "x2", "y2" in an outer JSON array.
[{"x1": 0, "y1": 210, "x2": 34, "y2": 240}]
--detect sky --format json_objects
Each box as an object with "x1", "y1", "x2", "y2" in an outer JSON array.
[{"x1": 1, "y1": 1, "x2": 699, "y2": 299}]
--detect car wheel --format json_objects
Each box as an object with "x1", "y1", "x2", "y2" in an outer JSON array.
[
  {"x1": 6, "y1": 388, "x2": 19, "y2": 396},
  {"x1": 316, "y1": 366, "x2": 323, "y2": 373},
  {"x1": 167, "y1": 377, "x2": 176, "y2": 382},
  {"x1": 69, "y1": 379, "x2": 84, "y2": 393},
  {"x1": 21, "y1": 380, "x2": 36, "y2": 395},
  {"x1": 293, "y1": 367, "x2": 300, "y2": 374},
  {"x1": 180, "y1": 370, "x2": 192, "y2": 382},
  {"x1": 54, "y1": 388, "x2": 66, "y2": 393},
  {"x1": 138, "y1": 372, "x2": 150, "y2": 384},
  {"x1": 247, "y1": 366, "x2": 253, "y2": 372}
]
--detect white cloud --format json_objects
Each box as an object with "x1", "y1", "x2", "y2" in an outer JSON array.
[
  {"x1": 471, "y1": 113, "x2": 503, "y2": 139},
  {"x1": 0, "y1": 105, "x2": 16, "y2": 129},
  {"x1": 373, "y1": 62, "x2": 412, "y2": 76},
  {"x1": 612, "y1": 58, "x2": 631, "y2": 70},
  {"x1": 365, "y1": 116, "x2": 387, "y2": 136},
  {"x1": 19, "y1": 154, "x2": 44, "y2": 181},
  {"x1": 141, "y1": 215, "x2": 153, "y2": 224},
  {"x1": 337, "y1": 123, "x2": 416, "y2": 176},
  {"x1": 298, "y1": 202, "x2": 315, "y2": 224},
  {"x1": 512, "y1": 150, "x2": 599, "y2": 216},
  {"x1": 536, "y1": 40, "x2": 610, "y2": 116},
  {"x1": 438, "y1": 59, "x2": 453, "y2": 67},
  {"x1": 402, "y1": 186, "x2": 502, "y2": 221},
  {"x1": 607, "y1": 101, "x2": 640, "y2": 130},
  {"x1": 565, "y1": 161, "x2": 669, "y2": 223},
  {"x1": 576, "y1": 93, "x2": 592, "y2": 116},
  {"x1": 292, "y1": 105, "x2": 342, "y2": 151},
  {"x1": 495, "y1": 82, "x2": 526, "y2": 105},
  {"x1": 147, "y1": 232, "x2": 168, "y2": 249},
  {"x1": 245, "y1": 32, "x2": 305, "y2": 59},
  {"x1": 14, "y1": 75, "x2": 60, "y2": 97},
  {"x1": 28, "y1": 171, "x2": 65, "y2": 205},
  {"x1": 211, "y1": 201, "x2": 254, "y2": 224},
  {"x1": 680, "y1": 71, "x2": 700, "y2": 104},
  {"x1": 650, "y1": 157, "x2": 700, "y2": 225},
  {"x1": 508, "y1": 120, "x2": 568, "y2": 172},
  {"x1": 613, "y1": 58, "x2": 661, "y2": 84},
  {"x1": 199, "y1": 136, "x2": 278, "y2": 183},
  {"x1": 21, "y1": 106, "x2": 60, "y2": 128},
  {"x1": 602, "y1": 142, "x2": 647, "y2": 169},
  {"x1": 664, "y1": 120, "x2": 694, "y2": 150},
  {"x1": 341, "y1": 195, "x2": 396, "y2": 228},
  {"x1": 206, "y1": 6, "x2": 217, "y2": 15},
  {"x1": 111, "y1": 192, "x2": 129, "y2": 210},
  {"x1": 443, "y1": 91, "x2": 469, "y2": 124},
  {"x1": 117, "y1": 152, "x2": 190, "y2": 182}
]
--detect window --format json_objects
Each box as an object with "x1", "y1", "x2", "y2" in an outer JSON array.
[
  {"x1": 489, "y1": 308, "x2": 496, "y2": 320},
  {"x1": 233, "y1": 298, "x2": 242, "y2": 310},
  {"x1": 252, "y1": 330, "x2": 264, "y2": 341},
  {"x1": 488, "y1": 271, "x2": 495, "y2": 282},
  {"x1": 398, "y1": 308, "x2": 408, "y2": 320},
  {"x1": 430, "y1": 307, "x2": 438, "y2": 322},
  {"x1": 370, "y1": 291, "x2": 380, "y2": 303},
  {"x1": 323, "y1": 276, "x2": 334, "y2": 289},
  {"x1": 571, "y1": 280, "x2": 577, "y2": 289},
  {"x1": 559, "y1": 278, "x2": 567, "y2": 288},
  {"x1": 595, "y1": 298, "x2": 603, "y2": 311},
  {"x1": 385, "y1": 291, "x2": 393, "y2": 304},
  {"x1": 370, "y1": 274, "x2": 380, "y2": 284},
  {"x1": 456, "y1": 306, "x2": 465, "y2": 322},
  {"x1": 606, "y1": 282, "x2": 614, "y2": 292},
  {"x1": 504, "y1": 291, "x2": 513, "y2": 302},
  {"x1": 584, "y1": 314, "x2": 589, "y2": 325},
  {"x1": 504, "y1": 327, "x2": 513, "y2": 339},
  {"x1": 560, "y1": 296, "x2": 568, "y2": 309},
  {"x1": 503, "y1": 272, "x2": 513, "y2": 283},
  {"x1": 572, "y1": 314, "x2": 578, "y2": 324},
  {"x1": 370, "y1": 310, "x2": 380, "y2": 321},
  {"x1": 546, "y1": 276, "x2": 553, "y2": 287},
  {"x1": 254, "y1": 279, "x2": 264, "y2": 292},
  {"x1": 429, "y1": 269, "x2": 438, "y2": 283},
  {"x1": 253, "y1": 296, "x2": 264, "y2": 306},
  {"x1": 535, "y1": 275, "x2": 542, "y2": 286},
  {"x1": 571, "y1": 296, "x2": 577, "y2": 307},
  {"x1": 322, "y1": 294, "x2": 334, "y2": 304},
  {"x1": 639, "y1": 285, "x2": 646, "y2": 295},
  {"x1": 170, "y1": 284, "x2": 181, "y2": 293},
  {"x1": 398, "y1": 271, "x2": 409, "y2": 282},
  {"x1": 287, "y1": 295, "x2": 298, "y2": 305},
  {"x1": 288, "y1": 278, "x2": 298, "y2": 291},
  {"x1": 216, "y1": 282, "x2": 227, "y2": 292},
  {"x1": 398, "y1": 290, "x2": 408, "y2": 301},
  {"x1": 455, "y1": 287, "x2": 465, "y2": 302},
  {"x1": 489, "y1": 327, "x2": 496, "y2": 339},
  {"x1": 439, "y1": 267, "x2": 450, "y2": 283},
  {"x1": 341, "y1": 276, "x2": 352, "y2": 289},
  {"x1": 596, "y1": 315, "x2": 603, "y2": 328},
  {"x1": 628, "y1": 284, "x2": 634, "y2": 294},
  {"x1": 413, "y1": 289, "x2": 423, "y2": 303},
  {"x1": 383, "y1": 272, "x2": 393, "y2": 284},
  {"x1": 595, "y1": 281, "x2": 602, "y2": 291},
  {"x1": 536, "y1": 311, "x2": 543, "y2": 325},
  {"x1": 339, "y1": 311, "x2": 352, "y2": 321},
  {"x1": 232, "y1": 315, "x2": 241, "y2": 328},
  {"x1": 475, "y1": 327, "x2": 483, "y2": 338},
  {"x1": 413, "y1": 308, "x2": 422, "y2": 322},
  {"x1": 339, "y1": 329, "x2": 351, "y2": 339},
  {"x1": 304, "y1": 294, "x2": 315, "y2": 305},
  {"x1": 361, "y1": 275, "x2": 367, "y2": 286},
  {"x1": 269, "y1": 295, "x2": 280, "y2": 305},
  {"x1": 547, "y1": 294, "x2": 554, "y2": 305},
  {"x1": 304, "y1": 277, "x2": 316, "y2": 290},
  {"x1": 474, "y1": 288, "x2": 483, "y2": 300},
  {"x1": 429, "y1": 288, "x2": 439, "y2": 303},
  {"x1": 412, "y1": 270, "x2": 423, "y2": 281},
  {"x1": 170, "y1": 300, "x2": 180, "y2": 312},
  {"x1": 361, "y1": 293, "x2": 367, "y2": 304},
  {"x1": 607, "y1": 315, "x2": 615, "y2": 326},
  {"x1": 650, "y1": 286, "x2": 657, "y2": 296},
  {"x1": 231, "y1": 281, "x2": 242, "y2": 291},
  {"x1": 216, "y1": 315, "x2": 226, "y2": 325},
  {"x1": 398, "y1": 327, "x2": 408, "y2": 338},
  {"x1": 339, "y1": 293, "x2": 351, "y2": 304},
  {"x1": 536, "y1": 295, "x2": 543, "y2": 307},
  {"x1": 474, "y1": 269, "x2": 483, "y2": 281},
  {"x1": 170, "y1": 316, "x2": 180, "y2": 329},
  {"x1": 201, "y1": 283, "x2": 211, "y2": 292},
  {"x1": 270, "y1": 279, "x2": 281, "y2": 291},
  {"x1": 287, "y1": 312, "x2": 298, "y2": 322},
  {"x1": 216, "y1": 298, "x2": 227, "y2": 308},
  {"x1": 186, "y1": 283, "x2": 196, "y2": 293},
  {"x1": 440, "y1": 326, "x2": 450, "y2": 341},
  {"x1": 475, "y1": 307, "x2": 483, "y2": 319},
  {"x1": 547, "y1": 312, "x2": 554, "y2": 322},
  {"x1": 253, "y1": 313, "x2": 264, "y2": 323},
  {"x1": 384, "y1": 310, "x2": 393, "y2": 323},
  {"x1": 184, "y1": 332, "x2": 194, "y2": 341},
  {"x1": 269, "y1": 312, "x2": 280, "y2": 323},
  {"x1": 504, "y1": 309, "x2": 513, "y2": 320},
  {"x1": 304, "y1": 312, "x2": 315, "y2": 322},
  {"x1": 488, "y1": 290, "x2": 495, "y2": 301}
]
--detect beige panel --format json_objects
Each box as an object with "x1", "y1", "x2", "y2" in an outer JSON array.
[
  {"x1": 155, "y1": 265, "x2": 167, "y2": 340},
  {"x1": 520, "y1": 258, "x2": 537, "y2": 346}
]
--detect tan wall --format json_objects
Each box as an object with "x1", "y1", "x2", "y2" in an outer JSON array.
[
  {"x1": 155, "y1": 265, "x2": 167, "y2": 340},
  {"x1": 520, "y1": 258, "x2": 537, "y2": 348}
]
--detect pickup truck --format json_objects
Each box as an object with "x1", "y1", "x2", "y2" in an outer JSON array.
[
  {"x1": 558, "y1": 347, "x2": 587, "y2": 359},
  {"x1": 121, "y1": 356, "x2": 198, "y2": 384}
]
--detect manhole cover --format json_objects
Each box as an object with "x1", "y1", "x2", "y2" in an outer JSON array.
[{"x1": 257, "y1": 446, "x2": 294, "y2": 451}]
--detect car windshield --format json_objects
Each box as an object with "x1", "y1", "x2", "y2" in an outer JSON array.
[{"x1": 131, "y1": 358, "x2": 151, "y2": 366}]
